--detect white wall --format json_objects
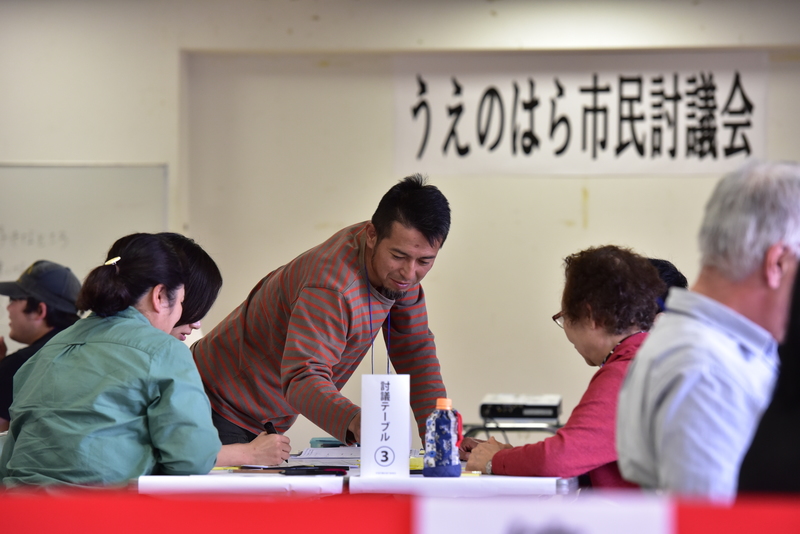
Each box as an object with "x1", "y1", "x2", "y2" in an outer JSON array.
[{"x1": 2, "y1": 0, "x2": 800, "y2": 452}]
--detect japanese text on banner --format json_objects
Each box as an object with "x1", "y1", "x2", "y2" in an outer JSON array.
[{"x1": 394, "y1": 52, "x2": 766, "y2": 175}]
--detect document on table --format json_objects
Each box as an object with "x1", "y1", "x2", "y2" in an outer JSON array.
[
  {"x1": 279, "y1": 446, "x2": 358, "y2": 466},
  {"x1": 233, "y1": 447, "x2": 361, "y2": 468},
  {"x1": 297, "y1": 447, "x2": 361, "y2": 459},
  {"x1": 249, "y1": 446, "x2": 421, "y2": 467},
  {"x1": 286, "y1": 458, "x2": 359, "y2": 467},
  {"x1": 241, "y1": 459, "x2": 358, "y2": 468},
  {"x1": 297, "y1": 447, "x2": 421, "y2": 458}
]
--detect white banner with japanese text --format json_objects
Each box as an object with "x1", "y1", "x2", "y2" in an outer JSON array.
[
  {"x1": 394, "y1": 52, "x2": 766, "y2": 175},
  {"x1": 360, "y1": 374, "x2": 411, "y2": 478}
]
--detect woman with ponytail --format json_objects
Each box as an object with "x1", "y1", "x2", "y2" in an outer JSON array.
[{"x1": 0, "y1": 233, "x2": 286, "y2": 487}]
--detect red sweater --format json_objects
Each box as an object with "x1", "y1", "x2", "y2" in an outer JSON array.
[
  {"x1": 491, "y1": 332, "x2": 645, "y2": 488},
  {"x1": 192, "y1": 223, "x2": 445, "y2": 443}
]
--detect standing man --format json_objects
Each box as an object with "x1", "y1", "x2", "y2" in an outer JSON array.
[
  {"x1": 0, "y1": 260, "x2": 82, "y2": 431},
  {"x1": 193, "y1": 174, "x2": 450, "y2": 445},
  {"x1": 617, "y1": 161, "x2": 800, "y2": 503}
]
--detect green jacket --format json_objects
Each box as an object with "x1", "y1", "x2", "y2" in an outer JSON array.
[{"x1": 0, "y1": 307, "x2": 221, "y2": 487}]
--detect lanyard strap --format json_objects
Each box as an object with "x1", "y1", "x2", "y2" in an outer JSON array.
[{"x1": 365, "y1": 265, "x2": 391, "y2": 374}]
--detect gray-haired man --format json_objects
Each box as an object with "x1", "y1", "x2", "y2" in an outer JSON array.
[{"x1": 617, "y1": 161, "x2": 800, "y2": 503}]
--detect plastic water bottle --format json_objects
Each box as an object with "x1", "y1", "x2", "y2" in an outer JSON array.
[{"x1": 422, "y1": 398, "x2": 462, "y2": 477}]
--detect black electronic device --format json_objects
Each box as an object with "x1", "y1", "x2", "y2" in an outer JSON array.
[{"x1": 479, "y1": 394, "x2": 562, "y2": 421}]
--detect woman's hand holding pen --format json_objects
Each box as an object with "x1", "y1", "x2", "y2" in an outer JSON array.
[
  {"x1": 247, "y1": 431, "x2": 291, "y2": 466},
  {"x1": 214, "y1": 429, "x2": 291, "y2": 467}
]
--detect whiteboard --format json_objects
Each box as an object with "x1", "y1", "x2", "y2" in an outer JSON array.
[{"x1": 0, "y1": 164, "x2": 167, "y2": 353}]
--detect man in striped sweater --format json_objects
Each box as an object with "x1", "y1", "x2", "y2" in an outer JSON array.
[{"x1": 193, "y1": 174, "x2": 450, "y2": 446}]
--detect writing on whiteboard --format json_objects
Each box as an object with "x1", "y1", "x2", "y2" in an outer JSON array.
[{"x1": 0, "y1": 227, "x2": 70, "y2": 277}]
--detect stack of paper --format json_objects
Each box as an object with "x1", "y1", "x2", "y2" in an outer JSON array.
[{"x1": 284, "y1": 447, "x2": 421, "y2": 468}]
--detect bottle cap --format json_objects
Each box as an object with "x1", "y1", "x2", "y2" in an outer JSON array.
[{"x1": 435, "y1": 398, "x2": 452, "y2": 410}]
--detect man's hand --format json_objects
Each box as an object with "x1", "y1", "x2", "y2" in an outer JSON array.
[
  {"x1": 215, "y1": 433, "x2": 291, "y2": 467},
  {"x1": 346, "y1": 412, "x2": 362, "y2": 444},
  {"x1": 465, "y1": 437, "x2": 512, "y2": 473},
  {"x1": 458, "y1": 436, "x2": 485, "y2": 461},
  {"x1": 0, "y1": 336, "x2": 6, "y2": 361}
]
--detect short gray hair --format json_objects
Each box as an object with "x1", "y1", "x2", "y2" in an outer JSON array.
[{"x1": 699, "y1": 160, "x2": 800, "y2": 281}]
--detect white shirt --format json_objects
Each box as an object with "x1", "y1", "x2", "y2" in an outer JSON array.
[{"x1": 617, "y1": 288, "x2": 779, "y2": 503}]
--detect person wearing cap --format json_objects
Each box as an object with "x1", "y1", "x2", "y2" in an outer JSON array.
[{"x1": 0, "y1": 260, "x2": 81, "y2": 431}]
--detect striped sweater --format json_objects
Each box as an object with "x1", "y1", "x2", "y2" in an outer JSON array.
[{"x1": 192, "y1": 222, "x2": 446, "y2": 443}]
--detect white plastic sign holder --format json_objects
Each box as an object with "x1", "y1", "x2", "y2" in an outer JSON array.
[{"x1": 360, "y1": 374, "x2": 410, "y2": 478}]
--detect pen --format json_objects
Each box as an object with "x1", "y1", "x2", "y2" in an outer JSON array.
[{"x1": 263, "y1": 421, "x2": 289, "y2": 464}]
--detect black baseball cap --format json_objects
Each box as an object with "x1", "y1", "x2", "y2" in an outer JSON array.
[{"x1": 0, "y1": 260, "x2": 81, "y2": 314}]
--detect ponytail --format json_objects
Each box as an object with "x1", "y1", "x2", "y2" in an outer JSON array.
[{"x1": 77, "y1": 234, "x2": 186, "y2": 317}]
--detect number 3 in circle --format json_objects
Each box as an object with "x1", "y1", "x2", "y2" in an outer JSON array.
[{"x1": 375, "y1": 446, "x2": 395, "y2": 466}]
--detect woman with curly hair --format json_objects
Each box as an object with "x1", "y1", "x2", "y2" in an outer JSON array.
[{"x1": 464, "y1": 245, "x2": 667, "y2": 488}]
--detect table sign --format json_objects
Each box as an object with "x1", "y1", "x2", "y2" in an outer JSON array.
[{"x1": 360, "y1": 374, "x2": 410, "y2": 477}]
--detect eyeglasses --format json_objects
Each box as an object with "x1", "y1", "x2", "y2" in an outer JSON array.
[{"x1": 552, "y1": 311, "x2": 565, "y2": 329}]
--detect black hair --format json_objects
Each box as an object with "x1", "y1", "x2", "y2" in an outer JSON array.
[
  {"x1": 21, "y1": 297, "x2": 80, "y2": 330},
  {"x1": 77, "y1": 233, "x2": 186, "y2": 317},
  {"x1": 371, "y1": 174, "x2": 451, "y2": 247},
  {"x1": 648, "y1": 258, "x2": 689, "y2": 312},
  {"x1": 158, "y1": 232, "x2": 222, "y2": 326}
]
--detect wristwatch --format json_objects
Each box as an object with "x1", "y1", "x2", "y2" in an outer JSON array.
[{"x1": 485, "y1": 460, "x2": 492, "y2": 475}]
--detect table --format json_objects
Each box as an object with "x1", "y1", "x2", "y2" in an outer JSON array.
[
  {"x1": 349, "y1": 474, "x2": 576, "y2": 497},
  {"x1": 137, "y1": 472, "x2": 576, "y2": 497},
  {"x1": 138, "y1": 473, "x2": 344, "y2": 495}
]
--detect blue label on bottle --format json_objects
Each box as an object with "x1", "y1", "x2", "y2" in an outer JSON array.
[{"x1": 422, "y1": 409, "x2": 461, "y2": 477}]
